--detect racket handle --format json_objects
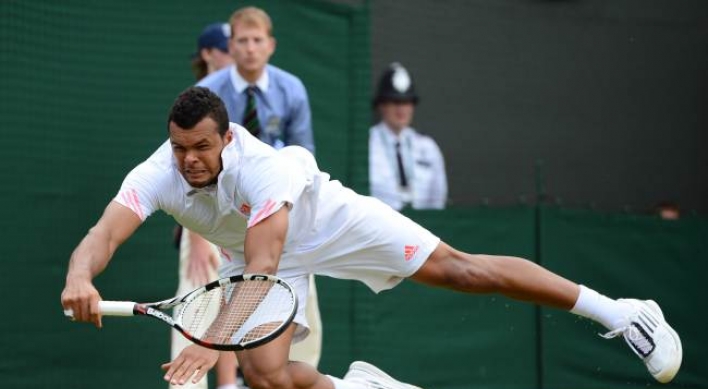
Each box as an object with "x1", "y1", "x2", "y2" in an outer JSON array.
[
  {"x1": 63, "y1": 301, "x2": 137, "y2": 318},
  {"x1": 99, "y1": 301, "x2": 137, "y2": 316}
]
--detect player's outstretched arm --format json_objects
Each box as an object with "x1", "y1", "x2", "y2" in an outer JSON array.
[{"x1": 61, "y1": 201, "x2": 142, "y2": 327}]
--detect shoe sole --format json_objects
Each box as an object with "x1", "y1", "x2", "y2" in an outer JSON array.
[
  {"x1": 348, "y1": 361, "x2": 423, "y2": 389},
  {"x1": 644, "y1": 300, "x2": 683, "y2": 383}
]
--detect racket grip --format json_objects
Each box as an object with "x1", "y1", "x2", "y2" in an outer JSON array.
[
  {"x1": 63, "y1": 301, "x2": 137, "y2": 318},
  {"x1": 99, "y1": 301, "x2": 137, "y2": 316}
]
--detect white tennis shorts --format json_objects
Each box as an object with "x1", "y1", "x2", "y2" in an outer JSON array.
[{"x1": 220, "y1": 185, "x2": 441, "y2": 342}]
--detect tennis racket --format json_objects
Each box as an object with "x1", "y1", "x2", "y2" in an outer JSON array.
[{"x1": 63, "y1": 274, "x2": 297, "y2": 351}]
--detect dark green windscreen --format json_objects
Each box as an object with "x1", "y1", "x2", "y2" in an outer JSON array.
[
  {"x1": 0, "y1": 0, "x2": 368, "y2": 388},
  {"x1": 370, "y1": 0, "x2": 708, "y2": 214}
]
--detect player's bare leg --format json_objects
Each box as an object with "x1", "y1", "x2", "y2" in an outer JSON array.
[
  {"x1": 216, "y1": 351, "x2": 239, "y2": 389},
  {"x1": 411, "y1": 241, "x2": 682, "y2": 383},
  {"x1": 236, "y1": 324, "x2": 333, "y2": 389},
  {"x1": 410, "y1": 242, "x2": 579, "y2": 308},
  {"x1": 236, "y1": 324, "x2": 419, "y2": 389}
]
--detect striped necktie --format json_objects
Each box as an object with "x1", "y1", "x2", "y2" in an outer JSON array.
[{"x1": 243, "y1": 86, "x2": 261, "y2": 137}]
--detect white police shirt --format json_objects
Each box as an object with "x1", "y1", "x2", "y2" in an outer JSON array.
[
  {"x1": 369, "y1": 122, "x2": 448, "y2": 210},
  {"x1": 114, "y1": 123, "x2": 322, "y2": 259}
]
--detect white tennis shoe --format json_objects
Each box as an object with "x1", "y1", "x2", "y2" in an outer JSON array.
[
  {"x1": 344, "y1": 361, "x2": 422, "y2": 389},
  {"x1": 601, "y1": 299, "x2": 682, "y2": 383}
]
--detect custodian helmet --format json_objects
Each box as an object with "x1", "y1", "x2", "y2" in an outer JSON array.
[{"x1": 373, "y1": 62, "x2": 419, "y2": 106}]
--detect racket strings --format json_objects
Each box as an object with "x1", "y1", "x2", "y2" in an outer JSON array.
[
  {"x1": 180, "y1": 279, "x2": 295, "y2": 347},
  {"x1": 179, "y1": 288, "x2": 223, "y2": 339}
]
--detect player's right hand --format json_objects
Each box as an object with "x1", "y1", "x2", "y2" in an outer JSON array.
[
  {"x1": 61, "y1": 277, "x2": 103, "y2": 328},
  {"x1": 162, "y1": 344, "x2": 219, "y2": 385}
]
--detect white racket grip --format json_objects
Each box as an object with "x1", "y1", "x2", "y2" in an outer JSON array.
[
  {"x1": 63, "y1": 301, "x2": 137, "y2": 318},
  {"x1": 98, "y1": 301, "x2": 137, "y2": 316}
]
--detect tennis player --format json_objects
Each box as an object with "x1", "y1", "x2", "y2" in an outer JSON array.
[{"x1": 61, "y1": 87, "x2": 682, "y2": 389}]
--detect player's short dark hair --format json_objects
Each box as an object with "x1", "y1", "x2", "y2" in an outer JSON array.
[{"x1": 167, "y1": 86, "x2": 229, "y2": 136}]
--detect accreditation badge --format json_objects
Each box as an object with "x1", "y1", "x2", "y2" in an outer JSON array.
[{"x1": 265, "y1": 116, "x2": 282, "y2": 137}]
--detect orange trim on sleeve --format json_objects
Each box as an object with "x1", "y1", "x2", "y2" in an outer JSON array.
[
  {"x1": 247, "y1": 199, "x2": 277, "y2": 228},
  {"x1": 120, "y1": 189, "x2": 145, "y2": 220}
]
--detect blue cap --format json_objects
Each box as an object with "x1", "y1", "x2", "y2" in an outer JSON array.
[{"x1": 197, "y1": 23, "x2": 230, "y2": 52}]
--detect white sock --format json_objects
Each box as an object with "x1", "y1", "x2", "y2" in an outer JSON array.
[
  {"x1": 216, "y1": 384, "x2": 237, "y2": 389},
  {"x1": 570, "y1": 285, "x2": 630, "y2": 330},
  {"x1": 328, "y1": 375, "x2": 364, "y2": 389}
]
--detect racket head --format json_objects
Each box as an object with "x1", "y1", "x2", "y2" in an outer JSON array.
[{"x1": 173, "y1": 274, "x2": 298, "y2": 351}]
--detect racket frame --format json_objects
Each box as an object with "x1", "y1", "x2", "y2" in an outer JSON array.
[{"x1": 66, "y1": 274, "x2": 298, "y2": 351}]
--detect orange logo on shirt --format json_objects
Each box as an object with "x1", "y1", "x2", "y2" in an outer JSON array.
[
  {"x1": 404, "y1": 245, "x2": 419, "y2": 261},
  {"x1": 240, "y1": 203, "x2": 251, "y2": 215}
]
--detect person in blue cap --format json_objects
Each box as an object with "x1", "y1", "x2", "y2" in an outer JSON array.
[{"x1": 191, "y1": 22, "x2": 235, "y2": 81}]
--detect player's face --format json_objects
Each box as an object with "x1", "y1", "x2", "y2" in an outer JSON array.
[
  {"x1": 229, "y1": 22, "x2": 275, "y2": 80},
  {"x1": 379, "y1": 101, "x2": 415, "y2": 132},
  {"x1": 169, "y1": 117, "x2": 233, "y2": 188}
]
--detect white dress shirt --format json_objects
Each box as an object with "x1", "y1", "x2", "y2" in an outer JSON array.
[{"x1": 369, "y1": 122, "x2": 448, "y2": 210}]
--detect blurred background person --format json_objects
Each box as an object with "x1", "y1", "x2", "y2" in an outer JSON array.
[
  {"x1": 656, "y1": 201, "x2": 681, "y2": 220},
  {"x1": 195, "y1": 5, "x2": 323, "y2": 379},
  {"x1": 369, "y1": 62, "x2": 448, "y2": 211},
  {"x1": 190, "y1": 22, "x2": 234, "y2": 81},
  {"x1": 197, "y1": 6, "x2": 314, "y2": 152},
  {"x1": 171, "y1": 21, "x2": 242, "y2": 389}
]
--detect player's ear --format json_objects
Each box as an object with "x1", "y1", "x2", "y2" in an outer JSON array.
[{"x1": 224, "y1": 129, "x2": 233, "y2": 144}]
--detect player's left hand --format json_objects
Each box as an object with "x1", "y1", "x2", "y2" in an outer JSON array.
[{"x1": 161, "y1": 344, "x2": 219, "y2": 385}]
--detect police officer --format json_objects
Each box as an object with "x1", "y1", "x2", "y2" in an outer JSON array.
[{"x1": 369, "y1": 62, "x2": 448, "y2": 210}]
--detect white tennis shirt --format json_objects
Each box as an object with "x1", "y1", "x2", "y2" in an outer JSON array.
[
  {"x1": 114, "y1": 123, "x2": 329, "y2": 260},
  {"x1": 114, "y1": 123, "x2": 440, "y2": 296}
]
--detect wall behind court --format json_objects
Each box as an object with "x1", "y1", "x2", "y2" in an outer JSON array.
[{"x1": 370, "y1": 0, "x2": 708, "y2": 214}]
